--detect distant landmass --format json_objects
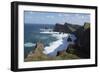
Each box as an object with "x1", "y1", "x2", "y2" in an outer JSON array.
[{"x1": 53, "y1": 22, "x2": 82, "y2": 33}]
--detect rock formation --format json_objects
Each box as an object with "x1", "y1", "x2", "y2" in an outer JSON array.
[
  {"x1": 73, "y1": 22, "x2": 90, "y2": 58},
  {"x1": 54, "y1": 22, "x2": 90, "y2": 58},
  {"x1": 24, "y1": 42, "x2": 48, "y2": 61},
  {"x1": 53, "y1": 22, "x2": 81, "y2": 33}
]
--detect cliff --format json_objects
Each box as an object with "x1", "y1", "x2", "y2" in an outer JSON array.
[
  {"x1": 53, "y1": 22, "x2": 81, "y2": 33},
  {"x1": 73, "y1": 22, "x2": 90, "y2": 58},
  {"x1": 54, "y1": 22, "x2": 90, "y2": 58}
]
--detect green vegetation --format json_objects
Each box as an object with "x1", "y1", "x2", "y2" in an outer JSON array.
[
  {"x1": 84, "y1": 22, "x2": 90, "y2": 29},
  {"x1": 55, "y1": 53, "x2": 80, "y2": 60},
  {"x1": 25, "y1": 47, "x2": 80, "y2": 62}
]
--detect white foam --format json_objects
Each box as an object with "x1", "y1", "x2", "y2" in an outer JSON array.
[
  {"x1": 40, "y1": 31, "x2": 59, "y2": 34},
  {"x1": 43, "y1": 39, "x2": 63, "y2": 54},
  {"x1": 43, "y1": 33, "x2": 77, "y2": 56},
  {"x1": 51, "y1": 33, "x2": 68, "y2": 39},
  {"x1": 24, "y1": 42, "x2": 36, "y2": 47},
  {"x1": 40, "y1": 29, "x2": 53, "y2": 32}
]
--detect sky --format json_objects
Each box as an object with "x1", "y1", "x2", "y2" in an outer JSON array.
[{"x1": 24, "y1": 11, "x2": 90, "y2": 25}]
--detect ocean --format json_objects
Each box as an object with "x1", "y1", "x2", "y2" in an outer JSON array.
[
  {"x1": 24, "y1": 24, "x2": 77, "y2": 58},
  {"x1": 24, "y1": 24, "x2": 57, "y2": 58}
]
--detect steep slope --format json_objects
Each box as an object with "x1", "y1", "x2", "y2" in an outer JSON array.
[{"x1": 53, "y1": 22, "x2": 81, "y2": 33}]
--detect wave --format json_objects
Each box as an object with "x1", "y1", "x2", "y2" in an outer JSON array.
[
  {"x1": 24, "y1": 42, "x2": 36, "y2": 47},
  {"x1": 43, "y1": 39, "x2": 63, "y2": 54},
  {"x1": 51, "y1": 33, "x2": 68, "y2": 40},
  {"x1": 40, "y1": 29, "x2": 53, "y2": 32},
  {"x1": 40, "y1": 31, "x2": 59, "y2": 34},
  {"x1": 40, "y1": 31, "x2": 68, "y2": 39},
  {"x1": 43, "y1": 33, "x2": 77, "y2": 57},
  {"x1": 43, "y1": 33, "x2": 68, "y2": 55}
]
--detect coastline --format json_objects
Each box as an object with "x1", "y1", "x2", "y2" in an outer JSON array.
[{"x1": 24, "y1": 33, "x2": 79, "y2": 62}]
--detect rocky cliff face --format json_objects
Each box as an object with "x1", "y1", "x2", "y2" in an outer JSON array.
[
  {"x1": 53, "y1": 22, "x2": 81, "y2": 33},
  {"x1": 54, "y1": 22, "x2": 90, "y2": 58},
  {"x1": 73, "y1": 23, "x2": 90, "y2": 58},
  {"x1": 53, "y1": 23, "x2": 65, "y2": 33}
]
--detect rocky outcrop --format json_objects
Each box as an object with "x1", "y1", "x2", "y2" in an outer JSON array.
[
  {"x1": 24, "y1": 42, "x2": 48, "y2": 61},
  {"x1": 53, "y1": 22, "x2": 81, "y2": 33},
  {"x1": 53, "y1": 22, "x2": 90, "y2": 58},
  {"x1": 53, "y1": 23, "x2": 65, "y2": 33},
  {"x1": 73, "y1": 23, "x2": 90, "y2": 58}
]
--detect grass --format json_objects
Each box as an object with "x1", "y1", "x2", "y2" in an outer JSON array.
[
  {"x1": 24, "y1": 47, "x2": 80, "y2": 62},
  {"x1": 84, "y1": 22, "x2": 90, "y2": 29}
]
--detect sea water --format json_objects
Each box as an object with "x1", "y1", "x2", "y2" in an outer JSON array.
[
  {"x1": 24, "y1": 24, "x2": 57, "y2": 58},
  {"x1": 24, "y1": 24, "x2": 77, "y2": 58}
]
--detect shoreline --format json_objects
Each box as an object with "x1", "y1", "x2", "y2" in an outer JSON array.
[{"x1": 24, "y1": 33, "x2": 79, "y2": 62}]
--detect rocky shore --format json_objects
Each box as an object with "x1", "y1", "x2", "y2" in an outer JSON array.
[
  {"x1": 24, "y1": 22, "x2": 90, "y2": 62},
  {"x1": 24, "y1": 42, "x2": 48, "y2": 61},
  {"x1": 25, "y1": 42, "x2": 79, "y2": 62},
  {"x1": 54, "y1": 22, "x2": 90, "y2": 58}
]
